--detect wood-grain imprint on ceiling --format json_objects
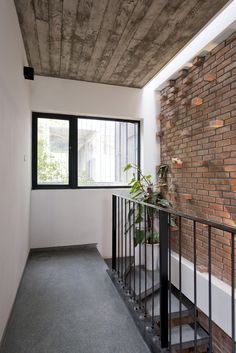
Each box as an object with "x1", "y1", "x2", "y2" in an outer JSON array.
[{"x1": 15, "y1": 0, "x2": 229, "y2": 88}]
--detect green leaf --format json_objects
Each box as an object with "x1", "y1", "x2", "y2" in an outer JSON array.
[
  {"x1": 158, "y1": 199, "x2": 171, "y2": 208},
  {"x1": 128, "y1": 177, "x2": 136, "y2": 185},
  {"x1": 132, "y1": 193, "x2": 143, "y2": 200},
  {"x1": 145, "y1": 231, "x2": 160, "y2": 244},
  {"x1": 130, "y1": 186, "x2": 138, "y2": 194},
  {"x1": 170, "y1": 217, "x2": 177, "y2": 228},
  {"x1": 124, "y1": 163, "x2": 132, "y2": 172},
  {"x1": 134, "y1": 229, "x2": 146, "y2": 246}
]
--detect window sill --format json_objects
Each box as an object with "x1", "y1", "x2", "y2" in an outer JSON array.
[{"x1": 32, "y1": 185, "x2": 131, "y2": 190}]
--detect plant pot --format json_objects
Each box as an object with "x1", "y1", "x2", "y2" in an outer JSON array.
[
  {"x1": 134, "y1": 244, "x2": 145, "y2": 266},
  {"x1": 146, "y1": 243, "x2": 159, "y2": 271}
]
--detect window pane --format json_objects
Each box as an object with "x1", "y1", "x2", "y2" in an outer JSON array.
[
  {"x1": 78, "y1": 119, "x2": 138, "y2": 186},
  {"x1": 37, "y1": 118, "x2": 69, "y2": 185}
]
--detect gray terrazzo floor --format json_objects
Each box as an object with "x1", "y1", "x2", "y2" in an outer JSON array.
[{"x1": 0, "y1": 248, "x2": 150, "y2": 353}]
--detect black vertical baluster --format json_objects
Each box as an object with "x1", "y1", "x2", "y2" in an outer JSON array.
[
  {"x1": 133, "y1": 202, "x2": 136, "y2": 301},
  {"x1": 160, "y1": 210, "x2": 169, "y2": 348},
  {"x1": 208, "y1": 225, "x2": 212, "y2": 353},
  {"x1": 124, "y1": 200, "x2": 127, "y2": 287},
  {"x1": 179, "y1": 216, "x2": 182, "y2": 352},
  {"x1": 193, "y1": 221, "x2": 197, "y2": 353},
  {"x1": 152, "y1": 209, "x2": 154, "y2": 328},
  {"x1": 144, "y1": 205, "x2": 147, "y2": 316},
  {"x1": 139, "y1": 205, "x2": 141, "y2": 306},
  {"x1": 129, "y1": 200, "x2": 132, "y2": 294},
  {"x1": 112, "y1": 195, "x2": 117, "y2": 271},
  {"x1": 232, "y1": 233, "x2": 235, "y2": 353},
  {"x1": 113, "y1": 198, "x2": 236, "y2": 352},
  {"x1": 118, "y1": 197, "x2": 120, "y2": 278},
  {"x1": 121, "y1": 198, "x2": 124, "y2": 282},
  {"x1": 168, "y1": 213, "x2": 172, "y2": 348}
]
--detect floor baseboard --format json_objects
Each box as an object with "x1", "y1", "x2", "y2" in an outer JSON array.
[
  {"x1": 30, "y1": 243, "x2": 97, "y2": 253},
  {"x1": 0, "y1": 251, "x2": 29, "y2": 352}
]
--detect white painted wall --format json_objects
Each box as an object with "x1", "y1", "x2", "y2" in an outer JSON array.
[
  {"x1": 30, "y1": 76, "x2": 159, "y2": 257},
  {"x1": 30, "y1": 189, "x2": 127, "y2": 258},
  {"x1": 0, "y1": 0, "x2": 31, "y2": 342},
  {"x1": 140, "y1": 88, "x2": 161, "y2": 177},
  {"x1": 31, "y1": 76, "x2": 142, "y2": 120}
]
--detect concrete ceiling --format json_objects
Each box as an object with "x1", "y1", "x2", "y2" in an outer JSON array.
[{"x1": 15, "y1": 0, "x2": 229, "y2": 88}]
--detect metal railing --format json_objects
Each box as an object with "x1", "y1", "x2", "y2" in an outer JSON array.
[{"x1": 111, "y1": 194, "x2": 236, "y2": 353}]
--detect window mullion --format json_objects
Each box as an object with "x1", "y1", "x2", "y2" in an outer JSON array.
[
  {"x1": 32, "y1": 114, "x2": 38, "y2": 188},
  {"x1": 69, "y1": 117, "x2": 78, "y2": 188}
]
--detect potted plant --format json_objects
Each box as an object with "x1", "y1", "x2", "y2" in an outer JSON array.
[
  {"x1": 124, "y1": 163, "x2": 171, "y2": 270},
  {"x1": 132, "y1": 229, "x2": 160, "y2": 270}
]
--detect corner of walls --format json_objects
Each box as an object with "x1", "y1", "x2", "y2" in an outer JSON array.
[
  {"x1": 140, "y1": 87, "x2": 160, "y2": 179},
  {"x1": 30, "y1": 76, "x2": 159, "y2": 259}
]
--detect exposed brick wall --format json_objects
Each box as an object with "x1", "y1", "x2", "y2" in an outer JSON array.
[
  {"x1": 198, "y1": 310, "x2": 232, "y2": 353},
  {"x1": 159, "y1": 32, "x2": 236, "y2": 353}
]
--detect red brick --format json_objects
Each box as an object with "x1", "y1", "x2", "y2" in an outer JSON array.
[{"x1": 160, "y1": 34, "x2": 236, "y2": 352}]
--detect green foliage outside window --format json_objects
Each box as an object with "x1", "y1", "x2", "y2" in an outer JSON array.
[{"x1": 37, "y1": 139, "x2": 67, "y2": 184}]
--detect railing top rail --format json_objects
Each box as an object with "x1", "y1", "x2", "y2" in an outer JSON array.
[{"x1": 113, "y1": 193, "x2": 236, "y2": 235}]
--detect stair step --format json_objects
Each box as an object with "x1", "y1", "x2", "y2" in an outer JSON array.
[
  {"x1": 144, "y1": 289, "x2": 193, "y2": 320},
  {"x1": 126, "y1": 265, "x2": 160, "y2": 300},
  {"x1": 116, "y1": 256, "x2": 133, "y2": 278},
  {"x1": 171, "y1": 323, "x2": 209, "y2": 350},
  {"x1": 114, "y1": 263, "x2": 209, "y2": 352}
]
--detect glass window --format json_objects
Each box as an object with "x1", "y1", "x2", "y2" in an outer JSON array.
[
  {"x1": 37, "y1": 118, "x2": 69, "y2": 185},
  {"x1": 32, "y1": 113, "x2": 140, "y2": 189},
  {"x1": 77, "y1": 119, "x2": 138, "y2": 186}
]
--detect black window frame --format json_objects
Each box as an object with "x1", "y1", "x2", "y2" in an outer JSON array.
[{"x1": 32, "y1": 112, "x2": 141, "y2": 190}]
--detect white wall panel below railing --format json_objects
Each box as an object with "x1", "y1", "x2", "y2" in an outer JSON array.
[
  {"x1": 171, "y1": 252, "x2": 235, "y2": 338},
  {"x1": 30, "y1": 189, "x2": 129, "y2": 258}
]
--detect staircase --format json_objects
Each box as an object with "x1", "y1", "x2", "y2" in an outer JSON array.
[
  {"x1": 108, "y1": 260, "x2": 209, "y2": 353},
  {"x1": 111, "y1": 194, "x2": 236, "y2": 353}
]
